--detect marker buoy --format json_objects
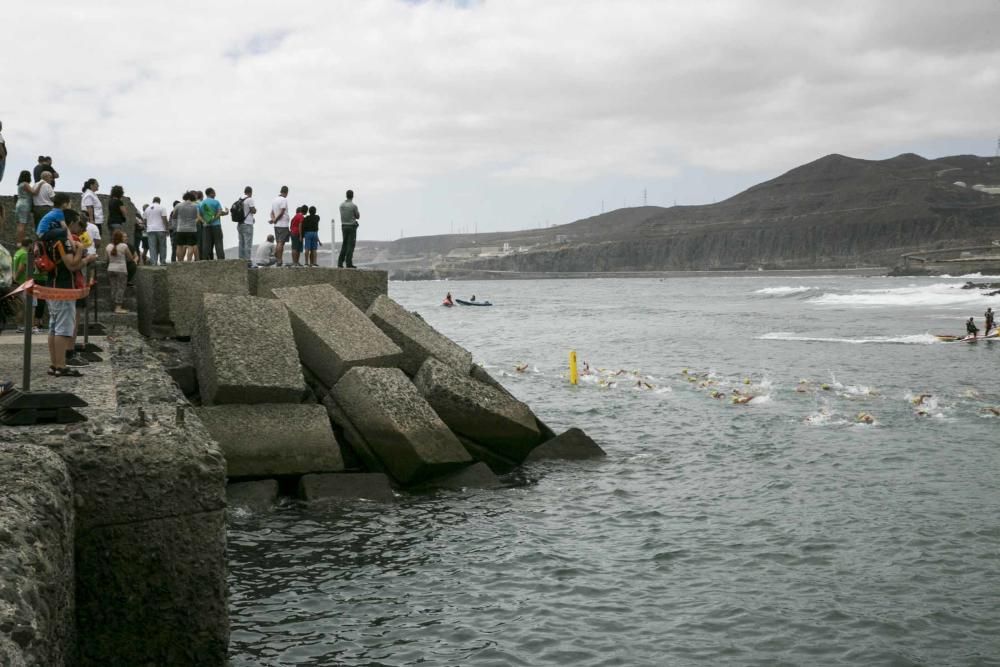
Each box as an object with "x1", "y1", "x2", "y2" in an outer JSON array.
[{"x1": 569, "y1": 350, "x2": 578, "y2": 385}]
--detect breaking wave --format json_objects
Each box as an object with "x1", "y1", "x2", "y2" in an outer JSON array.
[
  {"x1": 759, "y1": 332, "x2": 940, "y2": 345},
  {"x1": 754, "y1": 285, "x2": 816, "y2": 296},
  {"x1": 807, "y1": 283, "x2": 994, "y2": 307}
]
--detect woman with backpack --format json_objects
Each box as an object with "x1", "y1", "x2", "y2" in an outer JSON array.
[{"x1": 106, "y1": 229, "x2": 136, "y2": 314}]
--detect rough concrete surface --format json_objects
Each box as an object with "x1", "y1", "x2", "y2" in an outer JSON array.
[
  {"x1": 227, "y1": 479, "x2": 280, "y2": 512},
  {"x1": 192, "y1": 293, "x2": 306, "y2": 404},
  {"x1": 457, "y1": 436, "x2": 520, "y2": 475},
  {"x1": 415, "y1": 357, "x2": 542, "y2": 461},
  {"x1": 366, "y1": 295, "x2": 474, "y2": 376},
  {"x1": 196, "y1": 404, "x2": 344, "y2": 477},
  {"x1": 153, "y1": 339, "x2": 198, "y2": 397},
  {"x1": 0, "y1": 443, "x2": 75, "y2": 667},
  {"x1": 251, "y1": 266, "x2": 387, "y2": 312},
  {"x1": 524, "y1": 427, "x2": 607, "y2": 462},
  {"x1": 166, "y1": 259, "x2": 249, "y2": 337},
  {"x1": 322, "y1": 394, "x2": 387, "y2": 474},
  {"x1": 135, "y1": 265, "x2": 172, "y2": 337},
  {"x1": 331, "y1": 367, "x2": 472, "y2": 484},
  {"x1": 273, "y1": 283, "x2": 402, "y2": 386},
  {"x1": 299, "y1": 473, "x2": 397, "y2": 503}
]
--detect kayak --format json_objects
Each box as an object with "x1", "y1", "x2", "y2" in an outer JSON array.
[
  {"x1": 456, "y1": 299, "x2": 492, "y2": 307},
  {"x1": 935, "y1": 331, "x2": 998, "y2": 343}
]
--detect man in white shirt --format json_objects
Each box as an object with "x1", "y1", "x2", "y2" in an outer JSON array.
[
  {"x1": 254, "y1": 234, "x2": 277, "y2": 267},
  {"x1": 32, "y1": 171, "x2": 55, "y2": 225},
  {"x1": 270, "y1": 185, "x2": 291, "y2": 266},
  {"x1": 142, "y1": 197, "x2": 170, "y2": 265},
  {"x1": 238, "y1": 185, "x2": 257, "y2": 264}
]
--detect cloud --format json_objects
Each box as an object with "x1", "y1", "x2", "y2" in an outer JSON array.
[{"x1": 1, "y1": 0, "x2": 998, "y2": 239}]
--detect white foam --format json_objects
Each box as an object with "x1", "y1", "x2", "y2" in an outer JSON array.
[
  {"x1": 807, "y1": 283, "x2": 993, "y2": 307},
  {"x1": 754, "y1": 285, "x2": 816, "y2": 295},
  {"x1": 758, "y1": 332, "x2": 939, "y2": 345}
]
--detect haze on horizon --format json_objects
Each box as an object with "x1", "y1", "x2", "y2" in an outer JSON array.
[{"x1": 2, "y1": 0, "x2": 998, "y2": 244}]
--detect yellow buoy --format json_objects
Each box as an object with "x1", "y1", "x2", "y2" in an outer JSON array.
[{"x1": 569, "y1": 350, "x2": 578, "y2": 385}]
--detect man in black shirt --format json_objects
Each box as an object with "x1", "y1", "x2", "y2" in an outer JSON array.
[
  {"x1": 302, "y1": 206, "x2": 321, "y2": 267},
  {"x1": 47, "y1": 216, "x2": 96, "y2": 377},
  {"x1": 33, "y1": 155, "x2": 59, "y2": 184}
]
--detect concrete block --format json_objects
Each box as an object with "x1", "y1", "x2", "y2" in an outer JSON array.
[
  {"x1": 525, "y1": 428, "x2": 607, "y2": 462},
  {"x1": 251, "y1": 266, "x2": 387, "y2": 312},
  {"x1": 415, "y1": 357, "x2": 542, "y2": 461},
  {"x1": 166, "y1": 259, "x2": 249, "y2": 337},
  {"x1": 192, "y1": 293, "x2": 306, "y2": 405},
  {"x1": 154, "y1": 339, "x2": 198, "y2": 397},
  {"x1": 299, "y1": 472, "x2": 396, "y2": 503},
  {"x1": 458, "y1": 436, "x2": 520, "y2": 475},
  {"x1": 0, "y1": 443, "x2": 75, "y2": 667},
  {"x1": 322, "y1": 393, "x2": 387, "y2": 474},
  {"x1": 330, "y1": 367, "x2": 472, "y2": 484},
  {"x1": 470, "y1": 364, "x2": 558, "y2": 441},
  {"x1": 424, "y1": 462, "x2": 503, "y2": 490},
  {"x1": 227, "y1": 479, "x2": 279, "y2": 512},
  {"x1": 272, "y1": 283, "x2": 402, "y2": 386},
  {"x1": 196, "y1": 404, "x2": 344, "y2": 477},
  {"x1": 135, "y1": 265, "x2": 171, "y2": 337},
  {"x1": 367, "y1": 295, "x2": 474, "y2": 376},
  {"x1": 75, "y1": 510, "x2": 228, "y2": 666}
]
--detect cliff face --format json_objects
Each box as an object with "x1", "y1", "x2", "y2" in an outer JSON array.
[{"x1": 376, "y1": 153, "x2": 1000, "y2": 273}]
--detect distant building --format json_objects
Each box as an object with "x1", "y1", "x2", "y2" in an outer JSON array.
[{"x1": 555, "y1": 234, "x2": 570, "y2": 244}]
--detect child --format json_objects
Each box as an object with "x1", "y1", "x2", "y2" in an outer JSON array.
[{"x1": 35, "y1": 192, "x2": 73, "y2": 241}]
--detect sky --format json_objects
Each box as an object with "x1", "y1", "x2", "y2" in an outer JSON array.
[{"x1": 2, "y1": 0, "x2": 999, "y2": 245}]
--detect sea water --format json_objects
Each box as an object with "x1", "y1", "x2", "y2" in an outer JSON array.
[{"x1": 228, "y1": 274, "x2": 1000, "y2": 666}]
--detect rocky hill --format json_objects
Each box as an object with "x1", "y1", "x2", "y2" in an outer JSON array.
[{"x1": 363, "y1": 153, "x2": 1000, "y2": 276}]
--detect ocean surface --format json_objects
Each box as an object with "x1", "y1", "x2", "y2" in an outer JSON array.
[{"x1": 228, "y1": 274, "x2": 1000, "y2": 666}]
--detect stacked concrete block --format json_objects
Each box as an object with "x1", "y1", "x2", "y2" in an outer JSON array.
[
  {"x1": 192, "y1": 294, "x2": 306, "y2": 404},
  {"x1": 196, "y1": 404, "x2": 344, "y2": 477},
  {"x1": 298, "y1": 472, "x2": 396, "y2": 503},
  {"x1": 252, "y1": 266, "x2": 387, "y2": 312},
  {"x1": 366, "y1": 295, "x2": 474, "y2": 376},
  {"x1": 134, "y1": 266, "x2": 171, "y2": 338},
  {"x1": 272, "y1": 284, "x2": 402, "y2": 387},
  {"x1": 166, "y1": 260, "x2": 249, "y2": 337},
  {"x1": 0, "y1": 443, "x2": 75, "y2": 667},
  {"x1": 525, "y1": 428, "x2": 607, "y2": 461},
  {"x1": 330, "y1": 367, "x2": 472, "y2": 484},
  {"x1": 415, "y1": 357, "x2": 542, "y2": 461}
]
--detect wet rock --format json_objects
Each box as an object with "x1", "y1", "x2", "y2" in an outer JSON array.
[
  {"x1": 415, "y1": 357, "x2": 542, "y2": 461},
  {"x1": 251, "y1": 266, "x2": 387, "y2": 312},
  {"x1": 423, "y1": 462, "x2": 502, "y2": 490},
  {"x1": 457, "y1": 436, "x2": 520, "y2": 475},
  {"x1": 192, "y1": 294, "x2": 306, "y2": 405},
  {"x1": 298, "y1": 472, "x2": 396, "y2": 503},
  {"x1": 366, "y1": 295, "x2": 474, "y2": 376},
  {"x1": 0, "y1": 443, "x2": 75, "y2": 667},
  {"x1": 272, "y1": 283, "x2": 402, "y2": 386},
  {"x1": 196, "y1": 404, "x2": 344, "y2": 477},
  {"x1": 524, "y1": 428, "x2": 607, "y2": 462},
  {"x1": 166, "y1": 259, "x2": 249, "y2": 337},
  {"x1": 227, "y1": 479, "x2": 279, "y2": 512},
  {"x1": 330, "y1": 367, "x2": 472, "y2": 485}
]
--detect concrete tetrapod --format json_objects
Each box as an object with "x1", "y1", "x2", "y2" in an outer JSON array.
[
  {"x1": 192, "y1": 293, "x2": 306, "y2": 404},
  {"x1": 196, "y1": 404, "x2": 344, "y2": 477},
  {"x1": 330, "y1": 366, "x2": 473, "y2": 484},
  {"x1": 272, "y1": 283, "x2": 402, "y2": 387},
  {"x1": 414, "y1": 357, "x2": 542, "y2": 461},
  {"x1": 366, "y1": 294, "x2": 473, "y2": 376}
]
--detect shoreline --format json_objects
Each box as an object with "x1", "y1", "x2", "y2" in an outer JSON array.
[{"x1": 387, "y1": 267, "x2": 891, "y2": 281}]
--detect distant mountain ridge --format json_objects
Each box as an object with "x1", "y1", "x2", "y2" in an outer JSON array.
[{"x1": 363, "y1": 153, "x2": 1000, "y2": 275}]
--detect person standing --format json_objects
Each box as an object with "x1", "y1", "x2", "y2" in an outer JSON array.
[
  {"x1": 199, "y1": 187, "x2": 228, "y2": 260},
  {"x1": 168, "y1": 200, "x2": 180, "y2": 262},
  {"x1": 32, "y1": 171, "x2": 55, "y2": 225},
  {"x1": 338, "y1": 189, "x2": 360, "y2": 268},
  {"x1": 986, "y1": 307, "x2": 995, "y2": 336},
  {"x1": 106, "y1": 229, "x2": 136, "y2": 313},
  {"x1": 270, "y1": 185, "x2": 291, "y2": 266},
  {"x1": 143, "y1": 196, "x2": 169, "y2": 265},
  {"x1": 236, "y1": 186, "x2": 257, "y2": 264},
  {"x1": 0, "y1": 121, "x2": 6, "y2": 183},
  {"x1": 174, "y1": 191, "x2": 200, "y2": 261},
  {"x1": 302, "y1": 206, "x2": 321, "y2": 267},
  {"x1": 14, "y1": 170, "x2": 33, "y2": 244},
  {"x1": 107, "y1": 185, "x2": 128, "y2": 235},
  {"x1": 81, "y1": 178, "x2": 103, "y2": 255},
  {"x1": 47, "y1": 216, "x2": 96, "y2": 377},
  {"x1": 966, "y1": 317, "x2": 979, "y2": 338},
  {"x1": 289, "y1": 205, "x2": 306, "y2": 267}
]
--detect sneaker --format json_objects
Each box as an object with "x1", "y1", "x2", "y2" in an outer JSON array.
[
  {"x1": 15, "y1": 326, "x2": 25, "y2": 333},
  {"x1": 32, "y1": 327, "x2": 43, "y2": 334},
  {"x1": 65, "y1": 357, "x2": 90, "y2": 367}
]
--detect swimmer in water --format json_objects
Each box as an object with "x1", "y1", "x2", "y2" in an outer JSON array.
[
  {"x1": 514, "y1": 362, "x2": 528, "y2": 373},
  {"x1": 856, "y1": 412, "x2": 875, "y2": 424}
]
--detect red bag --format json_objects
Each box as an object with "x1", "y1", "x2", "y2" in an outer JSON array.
[{"x1": 32, "y1": 240, "x2": 55, "y2": 274}]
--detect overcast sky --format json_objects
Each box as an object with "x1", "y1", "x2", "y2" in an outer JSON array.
[{"x1": 2, "y1": 0, "x2": 998, "y2": 244}]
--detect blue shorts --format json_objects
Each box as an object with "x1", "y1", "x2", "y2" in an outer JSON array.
[
  {"x1": 48, "y1": 299, "x2": 76, "y2": 337},
  {"x1": 303, "y1": 231, "x2": 319, "y2": 250}
]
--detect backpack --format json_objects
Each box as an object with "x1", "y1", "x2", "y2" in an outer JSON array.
[
  {"x1": 32, "y1": 239, "x2": 56, "y2": 274},
  {"x1": 230, "y1": 197, "x2": 247, "y2": 224}
]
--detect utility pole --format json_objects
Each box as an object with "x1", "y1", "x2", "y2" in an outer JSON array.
[{"x1": 643, "y1": 188, "x2": 647, "y2": 206}]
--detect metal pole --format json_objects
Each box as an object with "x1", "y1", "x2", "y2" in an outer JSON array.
[
  {"x1": 331, "y1": 219, "x2": 337, "y2": 267},
  {"x1": 22, "y1": 248, "x2": 34, "y2": 391}
]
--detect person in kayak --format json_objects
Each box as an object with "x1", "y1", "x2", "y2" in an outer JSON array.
[
  {"x1": 443, "y1": 292, "x2": 454, "y2": 306},
  {"x1": 967, "y1": 317, "x2": 979, "y2": 338},
  {"x1": 986, "y1": 307, "x2": 995, "y2": 335}
]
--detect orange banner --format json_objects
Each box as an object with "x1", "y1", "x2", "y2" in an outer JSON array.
[{"x1": 4, "y1": 279, "x2": 90, "y2": 301}]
